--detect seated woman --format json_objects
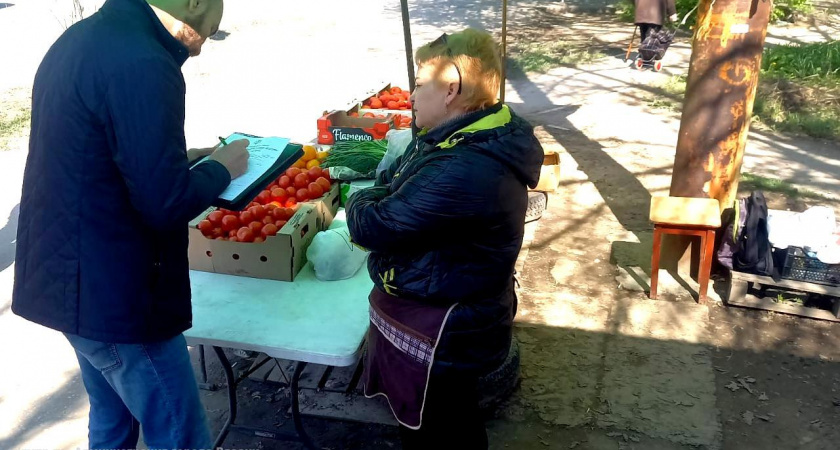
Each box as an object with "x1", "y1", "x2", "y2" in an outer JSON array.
[{"x1": 346, "y1": 28, "x2": 543, "y2": 449}]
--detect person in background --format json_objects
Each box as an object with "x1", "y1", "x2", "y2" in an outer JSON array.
[
  {"x1": 12, "y1": 0, "x2": 248, "y2": 448},
  {"x1": 635, "y1": 0, "x2": 678, "y2": 41},
  {"x1": 346, "y1": 28, "x2": 544, "y2": 449}
]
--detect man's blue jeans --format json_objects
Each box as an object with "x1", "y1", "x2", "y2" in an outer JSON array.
[{"x1": 65, "y1": 333, "x2": 211, "y2": 450}]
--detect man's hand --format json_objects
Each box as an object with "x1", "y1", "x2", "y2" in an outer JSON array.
[
  {"x1": 670, "y1": 13, "x2": 679, "y2": 23},
  {"x1": 186, "y1": 145, "x2": 216, "y2": 163},
  {"x1": 208, "y1": 139, "x2": 250, "y2": 179}
]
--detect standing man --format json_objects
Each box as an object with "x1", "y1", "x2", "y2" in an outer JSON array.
[
  {"x1": 12, "y1": 0, "x2": 247, "y2": 448},
  {"x1": 635, "y1": 0, "x2": 678, "y2": 42}
]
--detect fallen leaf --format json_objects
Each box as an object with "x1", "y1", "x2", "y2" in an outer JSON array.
[
  {"x1": 745, "y1": 377, "x2": 756, "y2": 383},
  {"x1": 725, "y1": 381, "x2": 741, "y2": 392},
  {"x1": 739, "y1": 379, "x2": 755, "y2": 394},
  {"x1": 759, "y1": 393, "x2": 769, "y2": 401},
  {"x1": 743, "y1": 411, "x2": 755, "y2": 425},
  {"x1": 756, "y1": 415, "x2": 772, "y2": 422},
  {"x1": 569, "y1": 442, "x2": 581, "y2": 449}
]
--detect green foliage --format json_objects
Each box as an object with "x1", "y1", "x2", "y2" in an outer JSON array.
[
  {"x1": 762, "y1": 40, "x2": 840, "y2": 79},
  {"x1": 617, "y1": 0, "x2": 813, "y2": 25},
  {"x1": 753, "y1": 41, "x2": 840, "y2": 140}
]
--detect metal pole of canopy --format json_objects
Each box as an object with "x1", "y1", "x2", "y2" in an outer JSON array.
[
  {"x1": 500, "y1": 0, "x2": 508, "y2": 103},
  {"x1": 399, "y1": 0, "x2": 416, "y2": 92}
]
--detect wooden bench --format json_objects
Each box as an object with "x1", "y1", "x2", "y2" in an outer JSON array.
[{"x1": 727, "y1": 270, "x2": 840, "y2": 322}]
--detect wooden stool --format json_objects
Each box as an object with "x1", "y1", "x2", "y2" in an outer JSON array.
[{"x1": 649, "y1": 196, "x2": 721, "y2": 304}]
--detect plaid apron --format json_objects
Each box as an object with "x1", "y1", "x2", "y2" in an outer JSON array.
[{"x1": 363, "y1": 287, "x2": 456, "y2": 429}]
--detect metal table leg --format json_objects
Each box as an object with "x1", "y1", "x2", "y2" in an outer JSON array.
[
  {"x1": 212, "y1": 346, "x2": 238, "y2": 449},
  {"x1": 291, "y1": 361, "x2": 318, "y2": 450},
  {"x1": 197, "y1": 344, "x2": 217, "y2": 391}
]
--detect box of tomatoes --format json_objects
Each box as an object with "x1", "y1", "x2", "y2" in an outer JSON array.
[
  {"x1": 257, "y1": 146, "x2": 339, "y2": 231},
  {"x1": 188, "y1": 203, "x2": 319, "y2": 281}
]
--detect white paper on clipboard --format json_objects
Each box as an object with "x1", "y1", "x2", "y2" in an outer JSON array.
[{"x1": 192, "y1": 133, "x2": 290, "y2": 201}]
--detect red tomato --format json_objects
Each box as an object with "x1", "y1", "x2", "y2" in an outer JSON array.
[
  {"x1": 315, "y1": 177, "x2": 331, "y2": 191},
  {"x1": 211, "y1": 227, "x2": 224, "y2": 239},
  {"x1": 308, "y1": 182, "x2": 324, "y2": 198},
  {"x1": 271, "y1": 208, "x2": 287, "y2": 221},
  {"x1": 256, "y1": 190, "x2": 271, "y2": 204},
  {"x1": 286, "y1": 186, "x2": 297, "y2": 197},
  {"x1": 285, "y1": 198, "x2": 298, "y2": 208},
  {"x1": 262, "y1": 216, "x2": 274, "y2": 225},
  {"x1": 387, "y1": 101, "x2": 399, "y2": 109},
  {"x1": 248, "y1": 205, "x2": 267, "y2": 220},
  {"x1": 216, "y1": 237, "x2": 227, "y2": 241},
  {"x1": 221, "y1": 215, "x2": 240, "y2": 232},
  {"x1": 271, "y1": 187, "x2": 288, "y2": 202},
  {"x1": 278, "y1": 175, "x2": 292, "y2": 189},
  {"x1": 296, "y1": 188, "x2": 310, "y2": 201},
  {"x1": 207, "y1": 210, "x2": 224, "y2": 226},
  {"x1": 239, "y1": 210, "x2": 254, "y2": 224},
  {"x1": 249, "y1": 221, "x2": 264, "y2": 233},
  {"x1": 236, "y1": 227, "x2": 254, "y2": 243},
  {"x1": 249, "y1": 202, "x2": 260, "y2": 208},
  {"x1": 254, "y1": 236, "x2": 265, "y2": 243},
  {"x1": 285, "y1": 167, "x2": 302, "y2": 178},
  {"x1": 264, "y1": 203, "x2": 277, "y2": 210},
  {"x1": 228, "y1": 236, "x2": 238, "y2": 242},
  {"x1": 261, "y1": 223, "x2": 279, "y2": 237},
  {"x1": 294, "y1": 173, "x2": 309, "y2": 189},
  {"x1": 229, "y1": 229, "x2": 238, "y2": 238},
  {"x1": 197, "y1": 220, "x2": 213, "y2": 235},
  {"x1": 307, "y1": 167, "x2": 323, "y2": 180},
  {"x1": 275, "y1": 220, "x2": 287, "y2": 229}
]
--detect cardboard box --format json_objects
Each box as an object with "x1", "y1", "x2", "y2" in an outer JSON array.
[
  {"x1": 317, "y1": 110, "x2": 394, "y2": 145},
  {"x1": 304, "y1": 183, "x2": 341, "y2": 230},
  {"x1": 188, "y1": 204, "x2": 319, "y2": 281},
  {"x1": 532, "y1": 152, "x2": 561, "y2": 192}
]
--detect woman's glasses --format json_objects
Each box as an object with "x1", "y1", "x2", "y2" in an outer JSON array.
[{"x1": 430, "y1": 33, "x2": 462, "y2": 95}]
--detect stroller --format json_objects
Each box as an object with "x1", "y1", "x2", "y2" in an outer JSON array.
[
  {"x1": 625, "y1": 8, "x2": 695, "y2": 72},
  {"x1": 635, "y1": 29, "x2": 675, "y2": 71}
]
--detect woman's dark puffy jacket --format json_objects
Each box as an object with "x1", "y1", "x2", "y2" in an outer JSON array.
[{"x1": 346, "y1": 103, "x2": 544, "y2": 374}]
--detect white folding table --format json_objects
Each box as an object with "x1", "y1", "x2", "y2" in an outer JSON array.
[{"x1": 185, "y1": 264, "x2": 372, "y2": 449}]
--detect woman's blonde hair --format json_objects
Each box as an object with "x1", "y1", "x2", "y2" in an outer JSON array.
[{"x1": 415, "y1": 28, "x2": 501, "y2": 111}]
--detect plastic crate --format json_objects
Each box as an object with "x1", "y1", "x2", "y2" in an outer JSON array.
[{"x1": 780, "y1": 246, "x2": 840, "y2": 286}]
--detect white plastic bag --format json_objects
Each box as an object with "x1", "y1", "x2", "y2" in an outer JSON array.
[
  {"x1": 306, "y1": 226, "x2": 369, "y2": 281},
  {"x1": 375, "y1": 129, "x2": 413, "y2": 177}
]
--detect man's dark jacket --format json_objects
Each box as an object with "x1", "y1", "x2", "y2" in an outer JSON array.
[{"x1": 13, "y1": 0, "x2": 230, "y2": 343}]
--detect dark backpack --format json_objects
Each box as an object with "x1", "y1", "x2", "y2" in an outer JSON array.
[
  {"x1": 716, "y1": 198, "x2": 747, "y2": 270},
  {"x1": 733, "y1": 191, "x2": 776, "y2": 277}
]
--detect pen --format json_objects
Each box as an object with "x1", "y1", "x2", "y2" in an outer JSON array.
[{"x1": 218, "y1": 136, "x2": 228, "y2": 146}]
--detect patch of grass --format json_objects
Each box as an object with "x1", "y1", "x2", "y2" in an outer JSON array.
[
  {"x1": 752, "y1": 77, "x2": 840, "y2": 140},
  {"x1": 739, "y1": 173, "x2": 830, "y2": 201},
  {"x1": 0, "y1": 107, "x2": 31, "y2": 150},
  {"x1": 763, "y1": 41, "x2": 840, "y2": 79},
  {"x1": 508, "y1": 41, "x2": 605, "y2": 73},
  {"x1": 661, "y1": 74, "x2": 687, "y2": 96},
  {"x1": 648, "y1": 98, "x2": 680, "y2": 111}
]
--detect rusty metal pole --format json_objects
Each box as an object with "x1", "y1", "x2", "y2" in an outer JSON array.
[
  {"x1": 670, "y1": 0, "x2": 773, "y2": 208},
  {"x1": 658, "y1": 0, "x2": 772, "y2": 287}
]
